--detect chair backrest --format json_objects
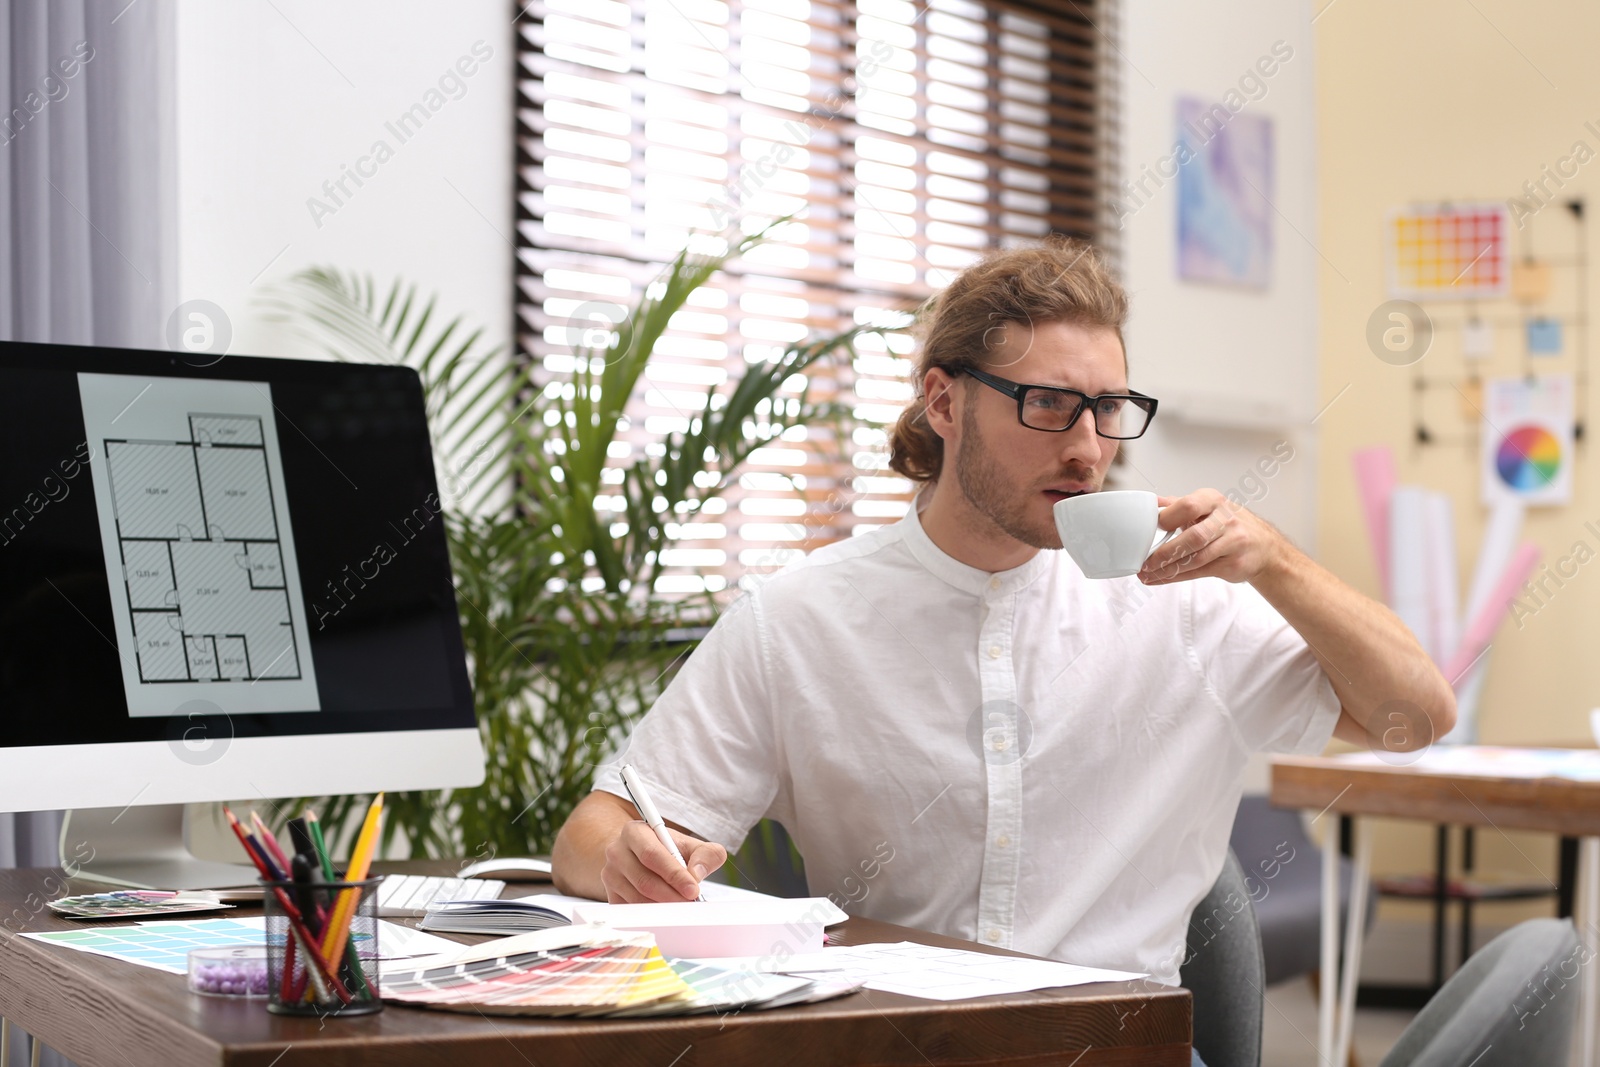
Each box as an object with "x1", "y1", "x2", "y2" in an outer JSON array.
[
  {"x1": 1378, "y1": 917, "x2": 1580, "y2": 1067},
  {"x1": 1181, "y1": 849, "x2": 1264, "y2": 1067}
]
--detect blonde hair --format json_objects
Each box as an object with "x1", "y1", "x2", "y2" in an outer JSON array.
[{"x1": 888, "y1": 238, "x2": 1128, "y2": 483}]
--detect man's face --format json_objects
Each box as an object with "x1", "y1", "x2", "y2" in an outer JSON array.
[{"x1": 949, "y1": 320, "x2": 1127, "y2": 551}]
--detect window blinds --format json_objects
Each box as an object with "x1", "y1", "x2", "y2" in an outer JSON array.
[{"x1": 514, "y1": 0, "x2": 1112, "y2": 596}]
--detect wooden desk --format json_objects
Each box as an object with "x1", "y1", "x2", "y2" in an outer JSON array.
[
  {"x1": 1272, "y1": 750, "x2": 1600, "y2": 1067},
  {"x1": 0, "y1": 864, "x2": 1191, "y2": 1067}
]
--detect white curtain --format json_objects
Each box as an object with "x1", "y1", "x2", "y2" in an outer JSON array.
[{"x1": 0, "y1": 1, "x2": 175, "y2": 1063}]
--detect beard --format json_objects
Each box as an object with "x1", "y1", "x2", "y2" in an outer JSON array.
[{"x1": 953, "y1": 402, "x2": 1101, "y2": 551}]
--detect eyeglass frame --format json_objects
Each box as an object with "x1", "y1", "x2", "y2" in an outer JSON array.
[{"x1": 958, "y1": 366, "x2": 1160, "y2": 440}]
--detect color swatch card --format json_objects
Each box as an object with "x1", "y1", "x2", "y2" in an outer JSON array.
[
  {"x1": 1480, "y1": 374, "x2": 1574, "y2": 506},
  {"x1": 24, "y1": 916, "x2": 458, "y2": 975},
  {"x1": 24, "y1": 917, "x2": 268, "y2": 974},
  {"x1": 47, "y1": 890, "x2": 234, "y2": 920},
  {"x1": 1388, "y1": 203, "x2": 1508, "y2": 299}
]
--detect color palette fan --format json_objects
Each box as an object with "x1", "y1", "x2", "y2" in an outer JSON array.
[{"x1": 381, "y1": 924, "x2": 851, "y2": 1017}]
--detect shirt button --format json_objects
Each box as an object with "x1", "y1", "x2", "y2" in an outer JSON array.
[
  {"x1": 987, "y1": 928, "x2": 1002, "y2": 942},
  {"x1": 991, "y1": 737, "x2": 1008, "y2": 752},
  {"x1": 996, "y1": 834, "x2": 1011, "y2": 848},
  {"x1": 987, "y1": 645, "x2": 1001, "y2": 659},
  {"x1": 989, "y1": 577, "x2": 1001, "y2": 590}
]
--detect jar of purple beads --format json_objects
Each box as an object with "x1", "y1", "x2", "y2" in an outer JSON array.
[{"x1": 188, "y1": 945, "x2": 270, "y2": 997}]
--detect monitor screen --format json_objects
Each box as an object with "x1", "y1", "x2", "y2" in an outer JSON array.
[{"x1": 0, "y1": 341, "x2": 483, "y2": 811}]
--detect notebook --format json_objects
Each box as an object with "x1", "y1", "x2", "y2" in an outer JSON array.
[
  {"x1": 419, "y1": 882, "x2": 848, "y2": 947},
  {"x1": 419, "y1": 892, "x2": 587, "y2": 934}
]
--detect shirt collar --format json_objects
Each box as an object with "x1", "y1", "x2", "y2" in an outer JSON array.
[{"x1": 898, "y1": 502, "x2": 1055, "y2": 597}]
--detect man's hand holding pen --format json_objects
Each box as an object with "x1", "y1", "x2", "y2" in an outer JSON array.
[
  {"x1": 602, "y1": 763, "x2": 728, "y2": 903},
  {"x1": 600, "y1": 820, "x2": 727, "y2": 903}
]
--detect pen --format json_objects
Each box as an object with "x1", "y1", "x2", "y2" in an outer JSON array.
[{"x1": 619, "y1": 763, "x2": 704, "y2": 902}]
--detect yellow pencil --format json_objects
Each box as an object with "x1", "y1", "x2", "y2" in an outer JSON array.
[{"x1": 321, "y1": 793, "x2": 384, "y2": 968}]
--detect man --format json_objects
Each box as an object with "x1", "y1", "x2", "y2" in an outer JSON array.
[{"x1": 553, "y1": 239, "x2": 1454, "y2": 1048}]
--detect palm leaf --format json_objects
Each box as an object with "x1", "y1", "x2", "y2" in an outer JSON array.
[{"x1": 259, "y1": 222, "x2": 913, "y2": 859}]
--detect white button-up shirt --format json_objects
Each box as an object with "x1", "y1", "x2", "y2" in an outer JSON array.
[{"x1": 593, "y1": 505, "x2": 1340, "y2": 982}]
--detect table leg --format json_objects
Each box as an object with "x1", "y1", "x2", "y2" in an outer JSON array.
[
  {"x1": 1581, "y1": 837, "x2": 1599, "y2": 1067},
  {"x1": 2, "y1": 1016, "x2": 10, "y2": 1067},
  {"x1": 1321, "y1": 814, "x2": 1339, "y2": 1061},
  {"x1": 1335, "y1": 819, "x2": 1372, "y2": 1067},
  {"x1": 1462, "y1": 826, "x2": 1475, "y2": 962},
  {"x1": 1561, "y1": 837, "x2": 1580, "y2": 919},
  {"x1": 1433, "y1": 824, "x2": 1449, "y2": 989}
]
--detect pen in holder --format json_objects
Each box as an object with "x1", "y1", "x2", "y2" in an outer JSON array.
[{"x1": 260, "y1": 876, "x2": 382, "y2": 1017}]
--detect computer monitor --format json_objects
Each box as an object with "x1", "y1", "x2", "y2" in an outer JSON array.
[{"x1": 0, "y1": 341, "x2": 485, "y2": 886}]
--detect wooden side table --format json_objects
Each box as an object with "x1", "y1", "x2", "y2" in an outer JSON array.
[{"x1": 1272, "y1": 749, "x2": 1600, "y2": 1067}]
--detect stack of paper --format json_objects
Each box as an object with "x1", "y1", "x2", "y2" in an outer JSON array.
[
  {"x1": 380, "y1": 924, "x2": 858, "y2": 1016},
  {"x1": 571, "y1": 897, "x2": 845, "y2": 957},
  {"x1": 421, "y1": 883, "x2": 847, "y2": 957}
]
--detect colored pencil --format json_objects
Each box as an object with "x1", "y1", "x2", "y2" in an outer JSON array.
[
  {"x1": 221, "y1": 807, "x2": 352, "y2": 1004},
  {"x1": 226, "y1": 808, "x2": 346, "y2": 1004},
  {"x1": 320, "y1": 794, "x2": 383, "y2": 970},
  {"x1": 304, "y1": 809, "x2": 372, "y2": 999},
  {"x1": 250, "y1": 810, "x2": 294, "y2": 875},
  {"x1": 241, "y1": 829, "x2": 285, "y2": 882},
  {"x1": 304, "y1": 810, "x2": 336, "y2": 880}
]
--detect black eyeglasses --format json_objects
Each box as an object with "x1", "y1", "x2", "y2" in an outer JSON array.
[{"x1": 961, "y1": 367, "x2": 1158, "y2": 439}]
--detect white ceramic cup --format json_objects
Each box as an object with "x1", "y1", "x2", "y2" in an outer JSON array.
[{"x1": 1052, "y1": 490, "x2": 1176, "y2": 579}]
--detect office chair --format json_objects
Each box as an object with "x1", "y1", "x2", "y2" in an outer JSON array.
[
  {"x1": 1181, "y1": 849, "x2": 1264, "y2": 1067},
  {"x1": 1376, "y1": 918, "x2": 1579, "y2": 1067}
]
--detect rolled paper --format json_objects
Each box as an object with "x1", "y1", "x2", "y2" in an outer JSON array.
[
  {"x1": 1444, "y1": 654, "x2": 1490, "y2": 744},
  {"x1": 1441, "y1": 542, "x2": 1542, "y2": 687},
  {"x1": 1462, "y1": 497, "x2": 1524, "y2": 629},
  {"x1": 1389, "y1": 487, "x2": 1433, "y2": 660},
  {"x1": 1352, "y1": 447, "x2": 1397, "y2": 600},
  {"x1": 1444, "y1": 497, "x2": 1524, "y2": 743},
  {"x1": 1423, "y1": 493, "x2": 1459, "y2": 667}
]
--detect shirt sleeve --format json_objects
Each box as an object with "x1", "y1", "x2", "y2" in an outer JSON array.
[
  {"x1": 589, "y1": 591, "x2": 779, "y2": 852},
  {"x1": 1185, "y1": 579, "x2": 1342, "y2": 756}
]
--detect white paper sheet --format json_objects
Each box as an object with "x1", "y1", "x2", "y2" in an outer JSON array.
[
  {"x1": 1332, "y1": 747, "x2": 1600, "y2": 781},
  {"x1": 772, "y1": 942, "x2": 1145, "y2": 1002},
  {"x1": 572, "y1": 895, "x2": 848, "y2": 928}
]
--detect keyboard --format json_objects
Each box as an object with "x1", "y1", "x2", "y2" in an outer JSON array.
[{"x1": 376, "y1": 874, "x2": 507, "y2": 917}]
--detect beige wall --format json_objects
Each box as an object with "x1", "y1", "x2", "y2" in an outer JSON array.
[
  {"x1": 1119, "y1": 0, "x2": 1323, "y2": 550},
  {"x1": 1316, "y1": 0, "x2": 1598, "y2": 894}
]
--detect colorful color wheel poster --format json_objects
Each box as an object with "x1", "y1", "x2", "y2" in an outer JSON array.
[
  {"x1": 1495, "y1": 426, "x2": 1562, "y2": 490},
  {"x1": 1481, "y1": 375, "x2": 1573, "y2": 506}
]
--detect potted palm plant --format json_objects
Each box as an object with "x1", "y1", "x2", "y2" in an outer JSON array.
[{"x1": 262, "y1": 223, "x2": 899, "y2": 861}]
